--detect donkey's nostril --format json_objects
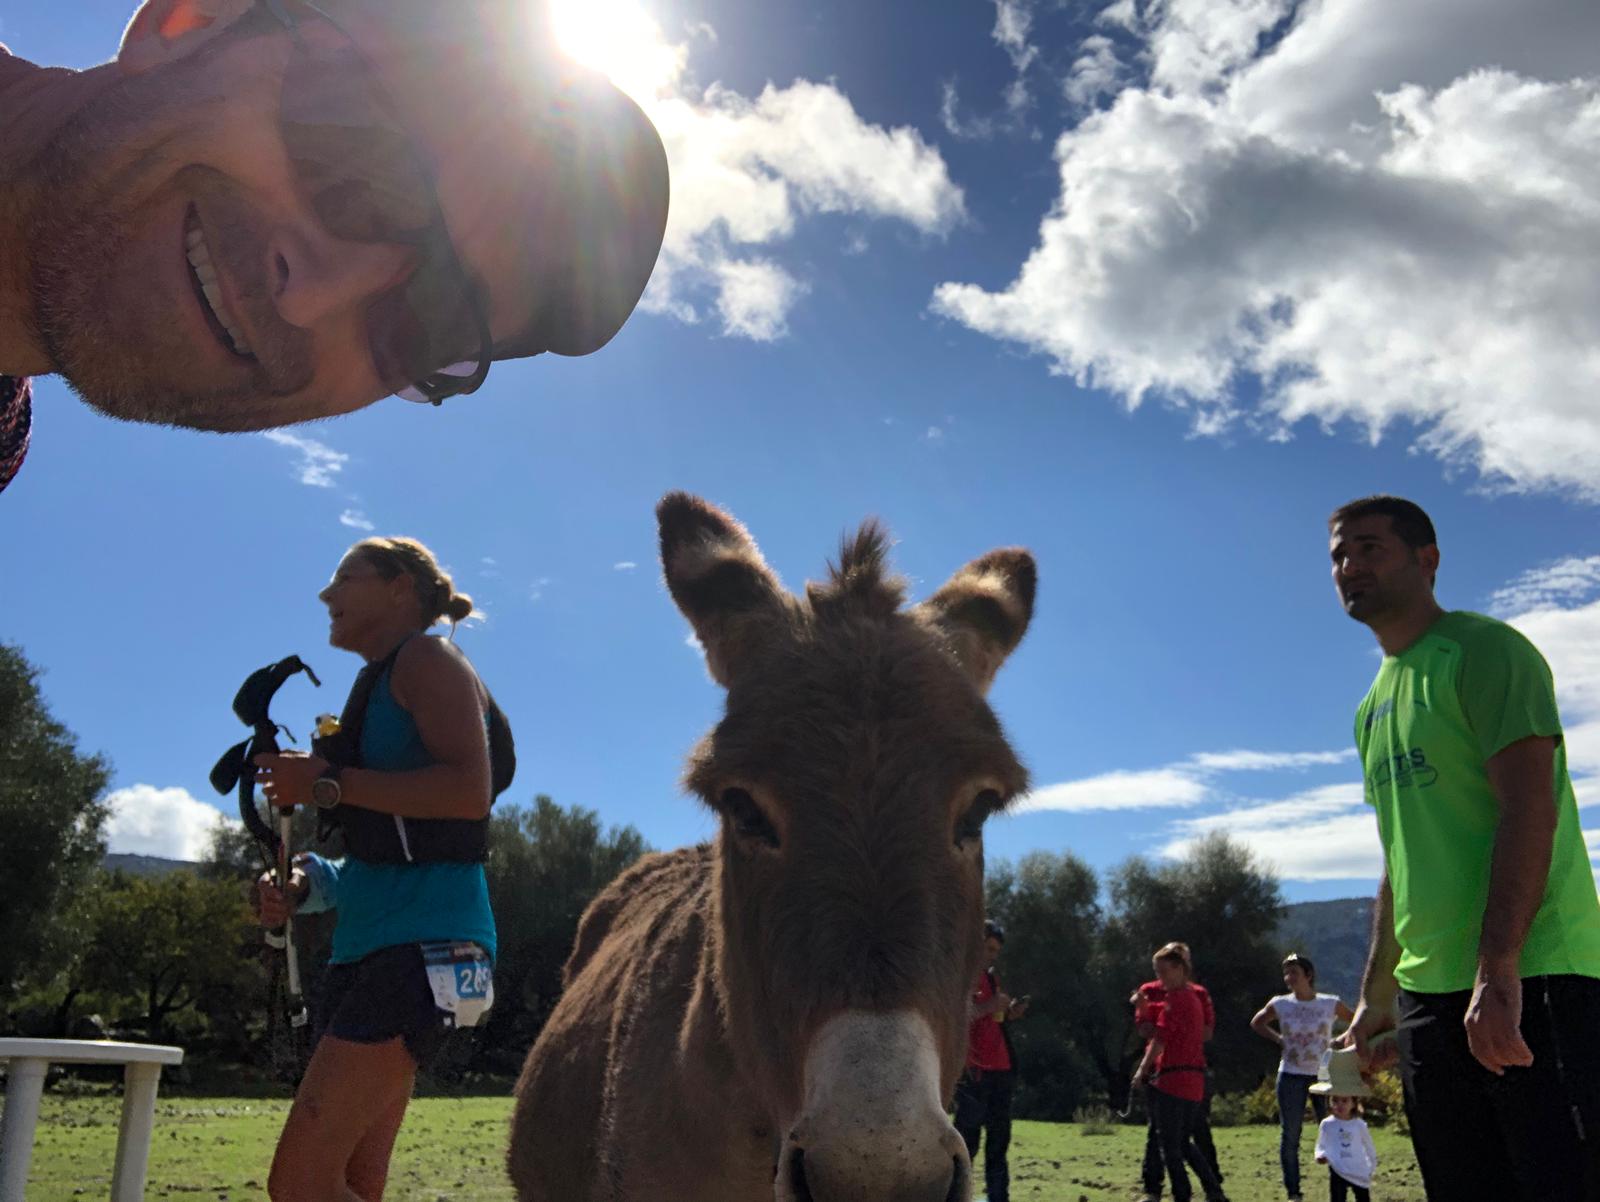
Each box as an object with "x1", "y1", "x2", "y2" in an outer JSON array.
[
  {"x1": 944, "y1": 1152, "x2": 969, "y2": 1202},
  {"x1": 787, "y1": 1146, "x2": 814, "y2": 1202}
]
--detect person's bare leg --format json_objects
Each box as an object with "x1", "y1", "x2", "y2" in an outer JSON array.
[
  {"x1": 345, "y1": 1084, "x2": 414, "y2": 1200},
  {"x1": 268, "y1": 1035, "x2": 417, "y2": 1202}
]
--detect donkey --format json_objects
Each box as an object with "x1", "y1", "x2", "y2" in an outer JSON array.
[{"x1": 508, "y1": 493, "x2": 1036, "y2": 1202}]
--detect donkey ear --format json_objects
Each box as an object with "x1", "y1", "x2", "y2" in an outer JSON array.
[
  {"x1": 914, "y1": 548, "x2": 1036, "y2": 693},
  {"x1": 658, "y1": 493, "x2": 788, "y2": 687}
]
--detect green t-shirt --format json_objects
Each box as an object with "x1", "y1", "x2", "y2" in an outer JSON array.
[{"x1": 1354, "y1": 610, "x2": 1600, "y2": 994}]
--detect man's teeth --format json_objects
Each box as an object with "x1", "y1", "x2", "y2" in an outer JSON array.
[{"x1": 184, "y1": 222, "x2": 253, "y2": 356}]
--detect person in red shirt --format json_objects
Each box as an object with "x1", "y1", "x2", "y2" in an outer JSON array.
[
  {"x1": 1133, "y1": 942, "x2": 1229, "y2": 1202},
  {"x1": 954, "y1": 919, "x2": 1029, "y2": 1202},
  {"x1": 1133, "y1": 951, "x2": 1224, "y2": 1200}
]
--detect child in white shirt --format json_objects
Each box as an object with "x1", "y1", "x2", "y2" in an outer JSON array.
[{"x1": 1313, "y1": 1091, "x2": 1377, "y2": 1202}]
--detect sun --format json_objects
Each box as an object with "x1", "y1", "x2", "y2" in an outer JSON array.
[{"x1": 547, "y1": 0, "x2": 680, "y2": 104}]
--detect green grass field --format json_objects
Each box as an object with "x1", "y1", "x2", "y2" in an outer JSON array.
[{"x1": 16, "y1": 1093, "x2": 1424, "y2": 1200}]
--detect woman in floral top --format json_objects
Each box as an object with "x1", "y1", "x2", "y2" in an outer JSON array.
[{"x1": 1250, "y1": 953, "x2": 1355, "y2": 1201}]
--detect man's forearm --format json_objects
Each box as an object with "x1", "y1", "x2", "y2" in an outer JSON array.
[
  {"x1": 1359, "y1": 873, "x2": 1402, "y2": 1009},
  {"x1": 1479, "y1": 739, "x2": 1559, "y2": 972}
]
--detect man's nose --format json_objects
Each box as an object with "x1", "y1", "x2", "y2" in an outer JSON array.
[{"x1": 269, "y1": 229, "x2": 415, "y2": 331}]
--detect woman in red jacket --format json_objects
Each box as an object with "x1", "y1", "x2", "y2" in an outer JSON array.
[{"x1": 1133, "y1": 942, "x2": 1230, "y2": 1202}]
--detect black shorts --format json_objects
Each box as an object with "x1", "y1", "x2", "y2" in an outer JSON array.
[{"x1": 316, "y1": 943, "x2": 450, "y2": 1067}]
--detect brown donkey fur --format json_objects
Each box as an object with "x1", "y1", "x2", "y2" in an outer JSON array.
[{"x1": 508, "y1": 493, "x2": 1036, "y2": 1202}]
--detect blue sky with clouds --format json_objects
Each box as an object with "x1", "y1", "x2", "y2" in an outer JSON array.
[{"x1": 3, "y1": 0, "x2": 1598, "y2": 902}]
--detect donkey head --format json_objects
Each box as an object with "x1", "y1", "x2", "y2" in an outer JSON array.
[{"x1": 659, "y1": 493, "x2": 1035, "y2": 1202}]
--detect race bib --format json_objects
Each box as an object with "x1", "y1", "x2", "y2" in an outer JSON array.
[{"x1": 420, "y1": 941, "x2": 494, "y2": 1029}]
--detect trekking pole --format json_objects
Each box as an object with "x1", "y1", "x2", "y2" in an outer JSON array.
[
  {"x1": 1118, "y1": 1078, "x2": 1143, "y2": 1120},
  {"x1": 210, "y1": 655, "x2": 321, "y2": 1051},
  {"x1": 277, "y1": 804, "x2": 307, "y2": 1031}
]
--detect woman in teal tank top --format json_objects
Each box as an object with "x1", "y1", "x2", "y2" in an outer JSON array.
[{"x1": 253, "y1": 535, "x2": 499, "y2": 1201}]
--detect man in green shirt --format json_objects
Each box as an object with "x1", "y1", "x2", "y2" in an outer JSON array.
[{"x1": 1332, "y1": 494, "x2": 1600, "y2": 1200}]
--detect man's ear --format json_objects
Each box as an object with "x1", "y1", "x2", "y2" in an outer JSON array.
[{"x1": 119, "y1": 0, "x2": 255, "y2": 75}]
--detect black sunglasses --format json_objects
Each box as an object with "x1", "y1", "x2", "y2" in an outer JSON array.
[{"x1": 261, "y1": 0, "x2": 499, "y2": 405}]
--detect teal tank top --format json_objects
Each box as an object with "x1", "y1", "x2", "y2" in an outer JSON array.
[{"x1": 329, "y1": 654, "x2": 497, "y2": 964}]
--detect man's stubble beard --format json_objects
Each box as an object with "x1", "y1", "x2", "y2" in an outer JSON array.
[{"x1": 26, "y1": 65, "x2": 296, "y2": 431}]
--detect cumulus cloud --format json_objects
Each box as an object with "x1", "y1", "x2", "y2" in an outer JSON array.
[
  {"x1": 1158, "y1": 561, "x2": 1600, "y2": 877},
  {"x1": 1507, "y1": 595, "x2": 1600, "y2": 786},
  {"x1": 104, "y1": 785, "x2": 238, "y2": 862},
  {"x1": 714, "y1": 259, "x2": 806, "y2": 341},
  {"x1": 993, "y1": 0, "x2": 1039, "y2": 113},
  {"x1": 932, "y1": 0, "x2": 1600, "y2": 498},
  {"x1": 1158, "y1": 783, "x2": 1381, "y2": 880},
  {"x1": 591, "y1": 7, "x2": 964, "y2": 340},
  {"x1": 260, "y1": 430, "x2": 347, "y2": 488},
  {"x1": 1489, "y1": 555, "x2": 1600, "y2": 616},
  {"x1": 338, "y1": 508, "x2": 374, "y2": 531},
  {"x1": 1016, "y1": 746, "x2": 1349, "y2": 813},
  {"x1": 1064, "y1": 35, "x2": 1123, "y2": 109},
  {"x1": 1017, "y1": 767, "x2": 1209, "y2": 814}
]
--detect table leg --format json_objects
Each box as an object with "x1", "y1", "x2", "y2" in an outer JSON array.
[
  {"x1": 0, "y1": 1058, "x2": 47, "y2": 1202},
  {"x1": 110, "y1": 1062, "x2": 163, "y2": 1202}
]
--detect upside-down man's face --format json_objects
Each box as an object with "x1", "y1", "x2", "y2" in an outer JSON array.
[{"x1": 26, "y1": 3, "x2": 638, "y2": 431}]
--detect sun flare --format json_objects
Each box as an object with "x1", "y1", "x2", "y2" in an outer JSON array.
[{"x1": 548, "y1": 0, "x2": 680, "y2": 104}]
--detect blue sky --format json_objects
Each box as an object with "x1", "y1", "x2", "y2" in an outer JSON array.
[{"x1": 4, "y1": 0, "x2": 1598, "y2": 903}]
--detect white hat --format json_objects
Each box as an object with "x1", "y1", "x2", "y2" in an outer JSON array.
[{"x1": 1309, "y1": 1046, "x2": 1371, "y2": 1098}]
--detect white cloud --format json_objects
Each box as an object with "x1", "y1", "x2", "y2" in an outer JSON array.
[
  {"x1": 1064, "y1": 34, "x2": 1122, "y2": 108},
  {"x1": 614, "y1": 561, "x2": 638, "y2": 571},
  {"x1": 1017, "y1": 745, "x2": 1354, "y2": 813},
  {"x1": 1017, "y1": 767, "x2": 1209, "y2": 813},
  {"x1": 932, "y1": 0, "x2": 1600, "y2": 498},
  {"x1": 529, "y1": 576, "x2": 552, "y2": 603},
  {"x1": 589, "y1": 8, "x2": 965, "y2": 340},
  {"x1": 1158, "y1": 783, "x2": 1383, "y2": 880},
  {"x1": 1172, "y1": 571, "x2": 1600, "y2": 877},
  {"x1": 1095, "y1": 0, "x2": 1139, "y2": 33},
  {"x1": 1489, "y1": 555, "x2": 1600, "y2": 617},
  {"x1": 104, "y1": 784, "x2": 238, "y2": 862},
  {"x1": 260, "y1": 430, "x2": 347, "y2": 488},
  {"x1": 1188, "y1": 749, "x2": 1354, "y2": 772},
  {"x1": 338, "y1": 508, "x2": 374, "y2": 531},
  {"x1": 993, "y1": 0, "x2": 1039, "y2": 115},
  {"x1": 926, "y1": 426, "x2": 945, "y2": 442},
  {"x1": 714, "y1": 259, "x2": 805, "y2": 341},
  {"x1": 1507, "y1": 597, "x2": 1600, "y2": 782}
]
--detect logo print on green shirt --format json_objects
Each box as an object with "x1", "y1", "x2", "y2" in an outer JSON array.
[{"x1": 1369, "y1": 746, "x2": 1438, "y2": 790}]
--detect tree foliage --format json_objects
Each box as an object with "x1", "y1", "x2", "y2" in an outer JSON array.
[
  {"x1": 77, "y1": 871, "x2": 261, "y2": 1045},
  {"x1": 476, "y1": 796, "x2": 649, "y2": 1071},
  {"x1": 0, "y1": 644, "x2": 111, "y2": 1003},
  {"x1": 984, "y1": 832, "x2": 1287, "y2": 1117}
]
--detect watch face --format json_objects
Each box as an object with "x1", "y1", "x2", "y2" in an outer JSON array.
[{"x1": 311, "y1": 777, "x2": 340, "y2": 808}]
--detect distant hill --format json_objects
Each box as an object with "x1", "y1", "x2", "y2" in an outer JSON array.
[
  {"x1": 103, "y1": 852, "x2": 196, "y2": 877},
  {"x1": 1272, "y1": 895, "x2": 1374, "y2": 1004}
]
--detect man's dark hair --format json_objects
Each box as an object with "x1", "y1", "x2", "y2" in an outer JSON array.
[
  {"x1": 983, "y1": 919, "x2": 1005, "y2": 944},
  {"x1": 1282, "y1": 952, "x2": 1316, "y2": 986},
  {"x1": 1327, "y1": 495, "x2": 1437, "y2": 550}
]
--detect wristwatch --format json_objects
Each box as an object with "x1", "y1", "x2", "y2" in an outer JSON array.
[{"x1": 310, "y1": 766, "x2": 343, "y2": 810}]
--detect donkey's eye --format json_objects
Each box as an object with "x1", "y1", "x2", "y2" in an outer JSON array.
[
  {"x1": 721, "y1": 788, "x2": 781, "y2": 850},
  {"x1": 955, "y1": 789, "x2": 1003, "y2": 848}
]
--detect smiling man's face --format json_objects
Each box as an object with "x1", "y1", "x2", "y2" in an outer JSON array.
[{"x1": 25, "y1": 1, "x2": 668, "y2": 432}]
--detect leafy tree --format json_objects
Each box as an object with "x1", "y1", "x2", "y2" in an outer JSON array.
[
  {"x1": 1101, "y1": 832, "x2": 1286, "y2": 1093},
  {"x1": 478, "y1": 796, "x2": 649, "y2": 1071},
  {"x1": 984, "y1": 850, "x2": 1108, "y2": 1118},
  {"x1": 78, "y1": 870, "x2": 261, "y2": 1044},
  {"x1": 0, "y1": 644, "x2": 111, "y2": 1006}
]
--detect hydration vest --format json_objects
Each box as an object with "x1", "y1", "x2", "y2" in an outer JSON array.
[{"x1": 313, "y1": 638, "x2": 515, "y2": 864}]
